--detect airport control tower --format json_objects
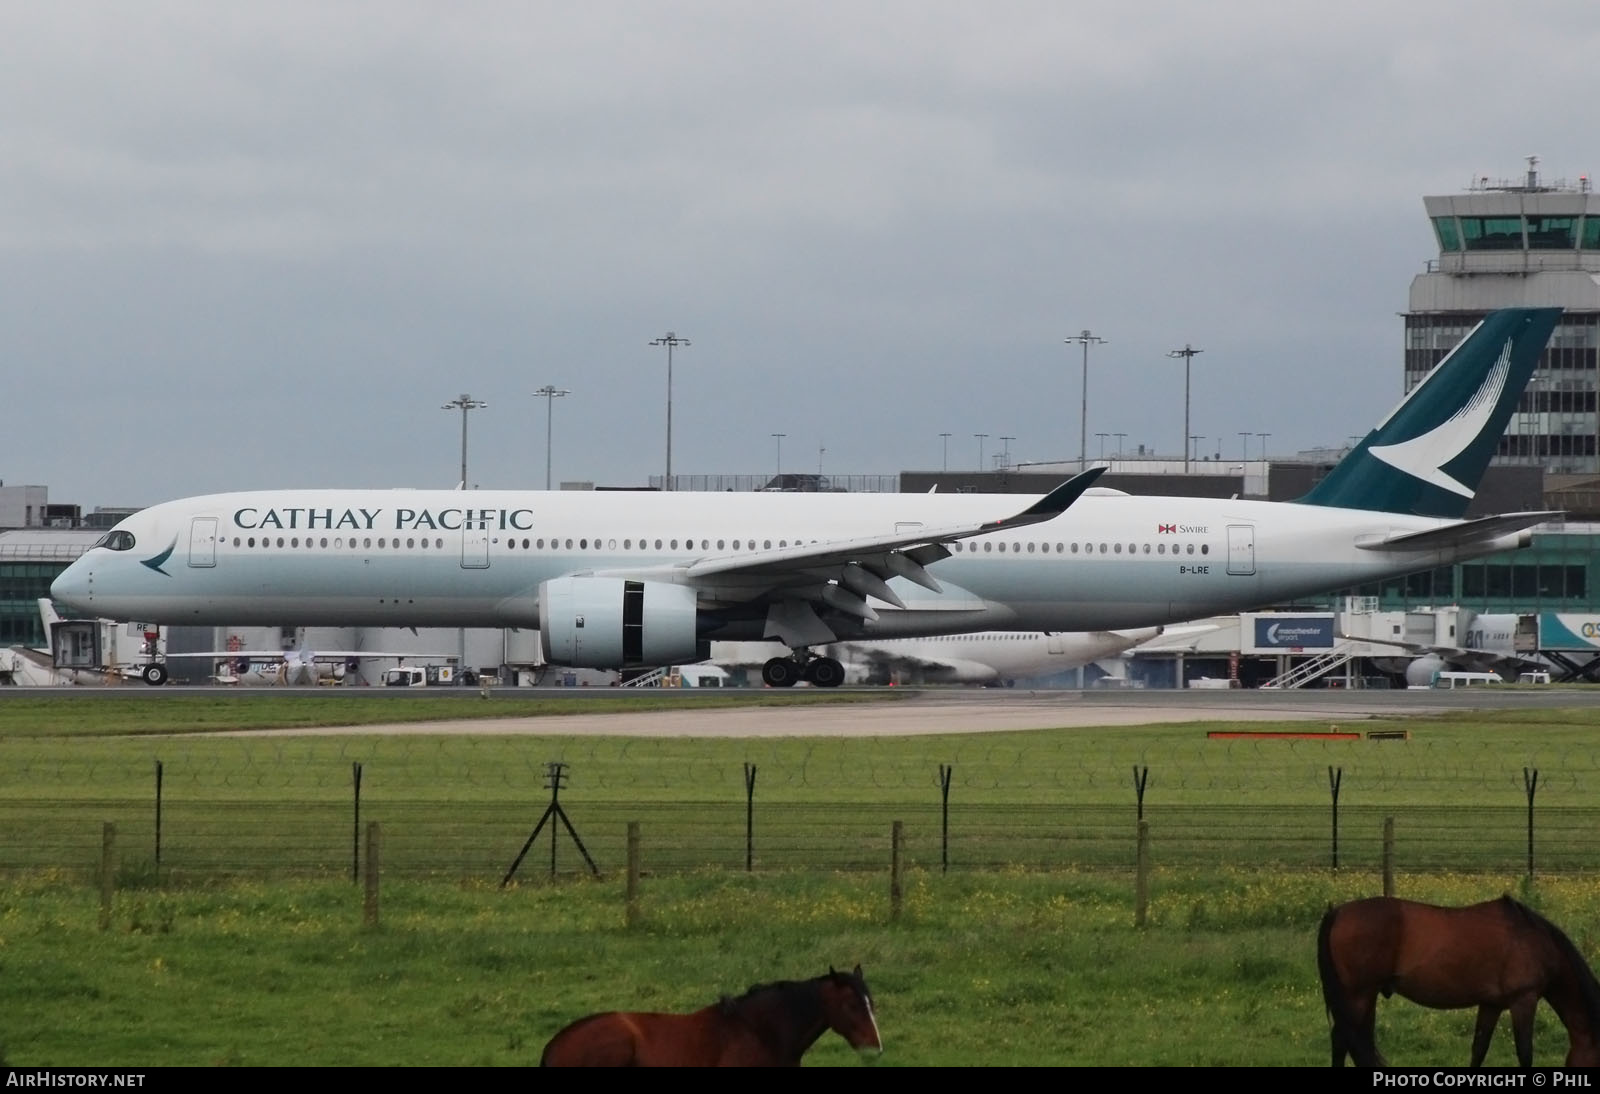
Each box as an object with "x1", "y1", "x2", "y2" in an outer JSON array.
[{"x1": 1407, "y1": 156, "x2": 1600, "y2": 476}]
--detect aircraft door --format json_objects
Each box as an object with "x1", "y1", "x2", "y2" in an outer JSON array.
[
  {"x1": 1226, "y1": 524, "x2": 1255, "y2": 576},
  {"x1": 188, "y1": 517, "x2": 218, "y2": 568},
  {"x1": 461, "y1": 524, "x2": 490, "y2": 569},
  {"x1": 1047, "y1": 633, "x2": 1066, "y2": 654}
]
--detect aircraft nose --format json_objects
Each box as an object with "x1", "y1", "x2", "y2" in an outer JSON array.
[{"x1": 50, "y1": 560, "x2": 91, "y2": 612}]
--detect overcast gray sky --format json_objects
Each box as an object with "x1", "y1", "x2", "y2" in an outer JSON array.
[{"x1": 4, "y1": 2, "x2": 1597, "y2": 511}]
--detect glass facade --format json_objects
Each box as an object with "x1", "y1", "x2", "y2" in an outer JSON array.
[
  {"x1": 1432, "y1": 216, "x2": 1462, "y2": 252},
  {"x1": 1404, "y1": 312, "x2": 1600, "y2": 474},
  {"x1": 1584, "y1": 216, "x2": 1600, "y2": 250},
  {"x1": 0, "y1": 561, "x2": 70, "y2": 648},
  {"x1": 1527, "y1": 215, "x2": 1578, "y2": 249},
  {"x1": 1431, "y1": 212, "x2": 1596, "y2": 253},
  {"x1": 1327, "y1": 531, "x2": 1599, "y2": 614},
  {"x1": 1459, "y1": 216, "x2": 1525, "y2": 250}
]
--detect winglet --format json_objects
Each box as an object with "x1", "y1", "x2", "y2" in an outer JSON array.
[{"x1": 982, "y1": 466, "x2": 1106, "y2": 531}]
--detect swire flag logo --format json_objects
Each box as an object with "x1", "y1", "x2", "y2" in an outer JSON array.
[{"x1": 1157, "y1": 524, "x2": 1176, "y2": 533}]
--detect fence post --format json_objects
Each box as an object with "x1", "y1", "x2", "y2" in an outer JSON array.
[
  {"x1": 744, "y1": 763, "x2": 757, "y2": 872},
  {"x1": 352, "y1": 761, "x2": 363, "y2": 883},
  {"x1": 1328, "y1": 766, "x2": 1342, "y2": 871},
  {"x1": 1382, "y1": 816, "x2": 1395, "y2": 897},
  {"x1": 890, "y1": 820, "x2": 903, "y2": 921},
  {"x1": 363, "y1": 821, "x2": 380, "y2": 928},
  {"x1": 626, "y1": 821, "x2": 641, "y2": 929},
  {"x1": 152, "y1": 759, "x2": 164, "y2": 883},
  {"x1": 1132, "y1": 765, "x2": 1148, "y2": 821},
  {"x1": 1524, "y1": 767, "x2": 1539, "y2": 882},
  {"x1": 99, "y1": 821, "x2": 116, "y2": 931},
  {"x1": 938, "y1": 764, "x2": 952, "y2": 873},
  {"x1": 1135, "y1": 818, "x2": 1149, "y2": 928}
]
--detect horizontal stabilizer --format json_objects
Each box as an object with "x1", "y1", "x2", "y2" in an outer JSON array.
[{"x1": 1355, "y1": 511, "x2": 1562, "y2": 552}]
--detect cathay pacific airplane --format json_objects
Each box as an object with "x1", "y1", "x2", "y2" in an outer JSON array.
[{"x1": 51, "y1": 308, "x2": 1564, "y2": 688}]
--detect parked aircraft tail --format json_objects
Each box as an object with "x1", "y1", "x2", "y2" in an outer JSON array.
[{"x1": 1297, "y1": 308, "x2": 1562, "y2": 518}]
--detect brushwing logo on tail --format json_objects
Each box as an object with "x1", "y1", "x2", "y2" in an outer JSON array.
[{"x1": 1367, "y1": 338, "x2": 1513, "y2": 498}]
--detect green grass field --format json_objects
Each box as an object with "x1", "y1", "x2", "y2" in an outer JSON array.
[
  {"x1": 5, "y1": 867, "x2": 1600, "y2": 1067},
  {"x1": 5, "y1": 693, "x2": 1600, "y2": 1066},
  {"x1": 5, "y1": 698, "x2": 1600, "y2": 879}
]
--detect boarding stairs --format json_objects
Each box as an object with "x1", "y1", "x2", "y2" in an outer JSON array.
[
  {"x1": 1258, "y1": 645, "x2": 1356, "y2": 690},
  {"x1": 621, "y1": 666, "x2": 669, "y2": 688}
]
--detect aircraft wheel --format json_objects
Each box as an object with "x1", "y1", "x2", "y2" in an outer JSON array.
[
  {"x1": 761, "y1": 657, "x2": 800, "y2": 688},
  {"x1": 806, "y1": 657, "x2": 845, "y2": 688},
  {"x1": 141, "y1": 663, "x2": 169, "y2": 687}
]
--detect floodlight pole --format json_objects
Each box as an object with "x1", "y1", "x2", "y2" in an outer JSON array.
[
  {"x1": 1066, "y1": 330, "x2": 1107, "y2": 471},
  {"x1": 1166, "y1": 345, "x2": 1203, "y2": 472},
  {"x1": 650, "y1": 332, "x2": 690, "y2": 490},
  {"x1": 441, "y1": 393, "x2": 488, "y2": 489},
  {"x1": 533, "y1": 385, "x2": 570, "y2": 491}
]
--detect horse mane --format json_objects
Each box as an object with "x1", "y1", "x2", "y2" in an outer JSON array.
[
  {"x1": 1503, "y1": 896, "x2": 1600, "y2": 1031},
  {"x1": 717, "y1": 977, "x2": 816, "y2": 1017}
]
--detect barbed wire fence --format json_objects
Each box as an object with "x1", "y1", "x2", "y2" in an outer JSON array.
[{"x1": 8, "y1": 739, "x2": 1600, "y2": 883}]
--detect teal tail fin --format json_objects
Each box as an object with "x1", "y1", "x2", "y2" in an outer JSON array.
[{"x1": 1298, "y1": 307, "x2": 1562, "y2": 517}]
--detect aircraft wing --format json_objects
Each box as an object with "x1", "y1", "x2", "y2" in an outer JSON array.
[
  {"x1": 1341, "y1": 634, "x2": 1541, "y2": 674},
  {"x1": 1355, "y1": 512, "x2": 1563, "y2": 552},
  {"x1": 598, "y1": 468, "x2": 1106, "y2": 618}
]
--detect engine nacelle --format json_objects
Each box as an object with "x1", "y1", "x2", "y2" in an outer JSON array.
[{"x1": 538, "y1": 576, "x2": 706, "y2": 668}]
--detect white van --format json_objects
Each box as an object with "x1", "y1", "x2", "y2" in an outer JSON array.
[{"x1": 1435, "y1": 671, "x2": 1503, "y2": 688}]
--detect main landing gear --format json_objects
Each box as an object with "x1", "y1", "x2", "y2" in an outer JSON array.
[{"x1": 761, "y1": 653, "x2": 845, "y2": 688}]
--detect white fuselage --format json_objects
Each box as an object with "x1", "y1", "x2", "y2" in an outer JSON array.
[
  {"x1": 50, "y1": 486, "x2": 1523, "y2": 649},
  {"x1": 50, "y1": 488, "x2": 1524, "y2": 651}
]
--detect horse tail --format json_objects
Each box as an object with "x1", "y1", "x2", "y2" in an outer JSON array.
[
  {"x1": 1316, "y1": 904, "x2": 1342, "y2": 1025},
  {"x1": 1318, "y1": 903, "x2": 1376, "y2": 1066}
]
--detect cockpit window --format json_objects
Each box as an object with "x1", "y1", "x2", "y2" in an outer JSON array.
[{"x1": 94, "y1": 530, "x2": 137, "y2": 551}]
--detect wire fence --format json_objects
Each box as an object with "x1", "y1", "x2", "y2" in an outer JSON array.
[
  {"x1": 9, "y1": 731, "x2": 1600, "y2": 882},
  {"x1": 10, "y1": 798, "x2": 1600, "y2": 883}
]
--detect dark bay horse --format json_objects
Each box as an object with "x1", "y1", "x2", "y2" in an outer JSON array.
[
  {"x1": 540, "y1": 965, "x2": 882, "y2": 1066},
  {"x1": 1318, "y1": 895, "x2": 1600, "y2": 1067}
]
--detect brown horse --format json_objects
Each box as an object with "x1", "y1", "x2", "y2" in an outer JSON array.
[
  {"x1": 1317, "y1": 895, "x2": 1600, "y2": 1067},
  {"x1": 540, "y1": 965, "x2": 882, "y2": 1066}
]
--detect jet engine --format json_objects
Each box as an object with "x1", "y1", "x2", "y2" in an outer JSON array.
[{"x1": 538, "y1": 576, "x2": 706, "y2": 668}]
